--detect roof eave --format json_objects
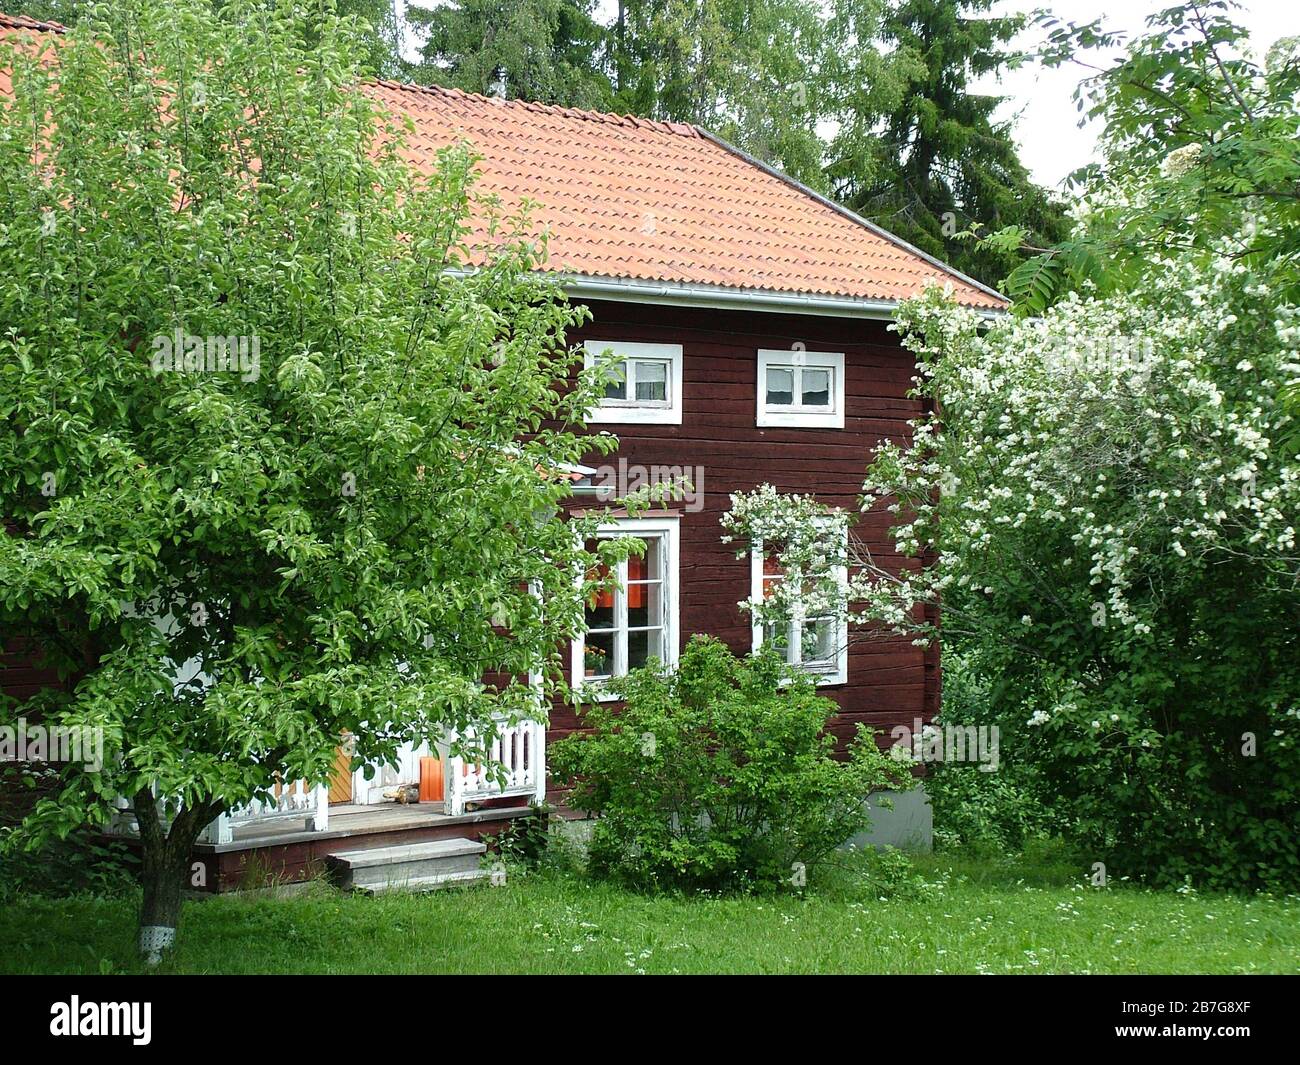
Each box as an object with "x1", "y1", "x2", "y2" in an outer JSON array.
[{"x1": 554, "y1": 272, "x2": 1007, "y2": 322}]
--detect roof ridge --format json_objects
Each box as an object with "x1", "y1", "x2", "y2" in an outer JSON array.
[
  {"x1": 0, "y1": 12, "x2": 67, "y2": 33},
  {"x1": 368, "y1": 78, "x2": 700, "y2": 139}
]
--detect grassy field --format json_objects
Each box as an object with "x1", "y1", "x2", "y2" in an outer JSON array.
[{"x1": 2, "y1": 846, "x2": 1297, "y2": 975}]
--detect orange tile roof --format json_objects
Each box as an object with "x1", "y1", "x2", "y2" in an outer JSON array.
[
  {"x1": 0, "y1": 15, "x2": 64, "y2": 115},
  {"x1": 366, "y1": 80, "x2": 1005, "y2": 310},
  {"x1": 0, "y1": 14, "x2": 1004, "y2": 310},
  {"x1": 0, "y1": 12, "x2": 64, "y2": 33}
]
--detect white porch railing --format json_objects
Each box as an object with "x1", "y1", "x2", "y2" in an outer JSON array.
[
  {"x1": 447, "y1": 717, "x2": 546, "y2": 816},
  {"x1": 111, "y1": 717, "x2": 545, "y2": 842},
  {"x1": 105, "y1": 778, "x2": 328, "y2": 845},
  {"x1": 202, "y1": 778, "x2": 329, "y2": 845}
]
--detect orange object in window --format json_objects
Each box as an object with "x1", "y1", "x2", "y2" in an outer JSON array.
[
  {"x1": 419, "y1": 756, "x2": 444, "y2": 803},
  {"x1": 627, "y1": 554, "x2": 649, "y2": 608},
  {"x1": 587, "y1": 562, "x2": 615, "y2": 609},
  {"x1": 763, "y1": 555, "x2": 784, "y2": 599}
]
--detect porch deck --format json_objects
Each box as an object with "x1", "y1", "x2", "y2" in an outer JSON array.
[
  {"x1": 186, "y1": 800, "x2": 537, "y2": 893},
  {"x1": 212, "y1": 801, "x2": 520, "y2": 849},
  {"x1": 105, "y1": 714, "x2": 549, "y2": 892}
]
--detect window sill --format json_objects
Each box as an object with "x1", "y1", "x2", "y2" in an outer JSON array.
[
  {"x1": 588, "y1": 405, "x2": 683, "y2": 426},
  {"x1": 756, "y1": 409, "x2": 845, "y2": 429},
  {"x1": 773, "y1": 668, "x2": 847, "y2": 688}
]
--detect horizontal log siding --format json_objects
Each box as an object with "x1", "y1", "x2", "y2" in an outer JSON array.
[{"x1": 553, "y1": 300, "x2": 938, "y2": 752}]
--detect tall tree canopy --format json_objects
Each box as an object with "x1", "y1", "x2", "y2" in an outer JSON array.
[
  {"x1": 604, "y1": 0, "x2": 834, "y2": 188},
  {"x1": 0, "y1": 0, "x2": 632, "y2": 959},
  {"x1": 2, "y1": 0, "x2": 410, "y2": 77},
  {"x1": 405, "y1": 0, "x2": 610, "y2": 107},
  {"x1": 826, "y1": 0, "x2": 1069, "y2": 286},
  {"x1": 999, "y1": 3, "x2": 1300, "y2": 316}
]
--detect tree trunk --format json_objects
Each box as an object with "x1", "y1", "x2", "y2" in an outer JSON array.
[
  {"x1": 616, "y1": 1, "x2": 627, "y2": 95},
  {"x1": 133, "y1": 788, "x2": 214, "y2": 966}
]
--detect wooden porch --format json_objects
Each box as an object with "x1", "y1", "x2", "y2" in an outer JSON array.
[
  {"x1": 189, "y1": 800, "x2": 538, "y2": 894},
  {"x1": 107, "y1": 715, "x2": 548, "y2": 893}
]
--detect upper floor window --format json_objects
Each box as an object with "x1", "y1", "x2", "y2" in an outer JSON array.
[
  {"x1": 573, "y1": 516, "x2": 680, "y2": 697},
  {"x1": 756, "y1": 349, "x2": 845, "y2": 429},
  {"x1": 584, "y1": 341, "x2": 684, "y2": 425}
]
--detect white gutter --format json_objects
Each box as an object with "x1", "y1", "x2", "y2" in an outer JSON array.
[{"x1": 555, "y1": 273, "x2": 1007, "y2": 323}]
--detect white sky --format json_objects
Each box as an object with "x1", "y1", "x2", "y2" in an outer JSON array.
[
  {"x1": 977, "y1": 0, "x2": 1299, "y2": 189},
  {"x1": 400, "y1": 0, "x2": 1299, "y2": 191}
]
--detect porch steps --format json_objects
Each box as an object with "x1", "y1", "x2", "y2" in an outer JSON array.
[{"x1": 328, "y1": 837, "x2": 490, "y2": 894}]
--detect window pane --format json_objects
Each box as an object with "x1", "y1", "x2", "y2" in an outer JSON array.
[
  {"x1": 764, "y1": 620, "x2": 795, "y2": 663},
  {"x1": 627, "y1": 538, "x2": 661, "y2": 583},
  {"x1": 801, "y1": 369, "x2": 830, "y2": 407},
  {"x1": 628, "y1": 579, "x2": 661, "y2": 628},
  {"x1": 766, "y1": 366, "x2": 794, "y2": 405},
  {"x1": 634, "y1": 360, "x2": 668, "y2": 402},
  {"x1": 583, "y1": 631, "x2": 615, "y2": 678},
  {"x1": 603, "y1": 360, "x2": 628, "y2": 401},
  {"x1": 585, "y1": 592, "x2": 615, "y2": 630},
  {"x1": 628, "y1": 539, "x2": 662, "y2": 628},
  {"x1": 628, "y1": 627, "x2": 663, "y2": 670},
  {"x1": 762, "y1": 555, "x2": 784, "y2": 600},
  {"x1": 804, "y1": 618, "x2": 836, "y2": 663}
]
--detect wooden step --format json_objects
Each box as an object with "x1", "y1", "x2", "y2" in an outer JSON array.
[
  {"x1": 364, "y1": 869, "x2": 492, "y2": 895},
  {"x1": 328, "y1": 837, "x2": 487, "y2": 892}
]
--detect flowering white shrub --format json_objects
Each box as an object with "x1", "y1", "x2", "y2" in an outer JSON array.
[{"x1": 725, "y1": 247, "x2": 1300, "y2": 889}]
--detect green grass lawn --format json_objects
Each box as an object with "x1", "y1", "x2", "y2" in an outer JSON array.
[{"x1": 2, "y1": 848, "x2": 1297, "y2": 975}]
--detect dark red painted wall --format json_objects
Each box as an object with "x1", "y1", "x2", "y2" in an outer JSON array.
[
  {"x1": 2, "y1": 297, "x2": 939, "y2": 777},
  {"x1": 0, "y1": 640, "x2": 66, "y2": 707},
  {"x1": 554, "y1": 299, "x2": 938, "y2": 751}
]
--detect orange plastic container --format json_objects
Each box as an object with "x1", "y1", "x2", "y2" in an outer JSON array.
[{"x1": 419, "y1": 756, "x2": 445, "y2": 803}]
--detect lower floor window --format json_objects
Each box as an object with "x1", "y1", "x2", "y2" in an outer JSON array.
[
  {"x1": 751, "y1": 537, "x2": 848, "y2": 685},
  {"x1": 574, "y1": 516, "x2": 680, "y2": 692}
]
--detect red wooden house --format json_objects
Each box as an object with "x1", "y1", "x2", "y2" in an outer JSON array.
[{"x1": 0, "y1": 13, "x2": 1005, "y2": 890}]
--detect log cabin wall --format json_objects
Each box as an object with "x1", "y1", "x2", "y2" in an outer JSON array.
[
  {"x1": 0, "y1": 639, "x2": 67, "y2": 710},
  {"x1": 2, "y1": 297, "x2": 941, "y2": 801},
  {"x1": 554, "y1": 298, "x2": 939, "y2": 752}
]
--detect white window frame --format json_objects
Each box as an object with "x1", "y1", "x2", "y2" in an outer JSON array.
[
  {"x1": 584, "y1": 340, "x2": 684, "y2": 425},
  {"x1": 749, "y1": 521, "x2": 848, "y2": 686},
  {"x1": 756, "y1": 348, "x2": 846, "y2": 429},
  {"x1": 572, "y1": 515, "x2": 680, "y2": 699}
]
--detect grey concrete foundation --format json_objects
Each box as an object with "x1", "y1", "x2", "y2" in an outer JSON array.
[
  {"x1": 844, "y1": 785, "x2": 933, "y2": 853},
  {"x1": 552, "y1": 784, "x2": 933, "y2": 857}
]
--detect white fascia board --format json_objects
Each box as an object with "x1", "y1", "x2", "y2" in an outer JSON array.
[
  {"x1": 439, "y1": 267, "x2": 1007, "y2": 322},
  {"x1": 555, "y1": 273, "x2": 1008, "y2": 323}
]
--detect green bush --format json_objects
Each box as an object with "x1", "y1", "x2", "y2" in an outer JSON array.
[
  {"x1": 0, "y1": 828, "x2": 139, "y2": 901},
  {"x1": 0, "y1": 764, "x2": 138, "y2": 899},
  {"x1": 550, "y1": 636, "x2": 912, "y2": 893},
  {"x1": 493, "y1": 803, "x2": 554, "y2": 869},
  {"x1": 924, "y1": 647, "x2": 1055, "y2": 853}
]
